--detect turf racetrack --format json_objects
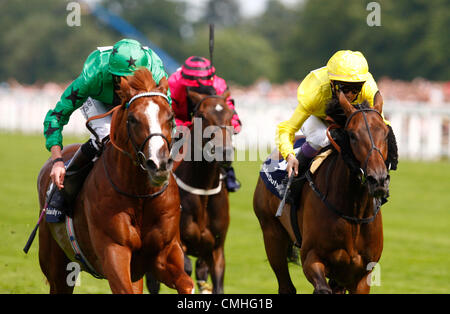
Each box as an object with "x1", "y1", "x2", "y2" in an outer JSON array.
[{"x1": 0, "y1": 132, "x2": 449, "y2": 293}]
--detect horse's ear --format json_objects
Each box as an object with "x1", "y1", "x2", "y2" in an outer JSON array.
[
  {"x1": 157, "y1": 77, "x2": 169, "y2": 95},
  {"x1": 117, "y1": 76, "x2": 136, "y2": 103},
  {"x1": 373, "y1": 91, "x2": 383, "y2": 113},
  {"x1": 221, "y1": 89, "x2": 231, "y2": 100},
  {"x1": 187, "y1": 89, "x2": 203, "y2": 105},
  {"x1": 338, "y1": 91, "x2": 356, "y2": 116}
]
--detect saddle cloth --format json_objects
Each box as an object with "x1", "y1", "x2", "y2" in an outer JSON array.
[
  {"x1": 45, "y1": 159, "x2": 71, "y2": 223},
  {"x1": 259, "y1": 138, "x2": 332, "y2": 199}
]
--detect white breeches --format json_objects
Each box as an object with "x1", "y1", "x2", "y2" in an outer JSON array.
[
  {"x1": 80, "y1": 97, "x2": 111, "y2": 145},
  {"x1": 300, "y1": 115, "x2": 330, "y2": 151}
]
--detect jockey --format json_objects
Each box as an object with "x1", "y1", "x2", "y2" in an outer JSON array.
[
  {"x1": 43, "y1": 38, "x2": 171, "y2": 213},
  {"x1": 277, "y1": 50, "x2": 397, "y2": 179},
  {"x1": 169, "y1": 56, "x2": 242, "y2": 192}
]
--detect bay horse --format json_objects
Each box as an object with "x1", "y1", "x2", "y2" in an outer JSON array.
[
  {"x1": 146, "y1": 89, "x2": 234, "y2": 294},
  {"x1": 254, "y1": 92, "x2": 391, "y2": 294},
  {"x1": 37, "y1": 68, "x2": 194, "y2": 294}
]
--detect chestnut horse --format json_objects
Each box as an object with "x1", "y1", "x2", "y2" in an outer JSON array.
[
  {"x1": 147, "y1": 89, "x2": 234, "y2": 294},
  {"x1": 37, "y1": 69, "x2": 194, "y2": 294},
  {"x1": 254, "y1": 92, "x2": 390, "y2": 294}
]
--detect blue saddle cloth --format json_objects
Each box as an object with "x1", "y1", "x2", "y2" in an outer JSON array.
[
  {"x1": 45, "y1": 159, "x2": 71, "y2": 223},
  {"x1": 259, "y1": 138, "x2": 306, "y2": 199}
]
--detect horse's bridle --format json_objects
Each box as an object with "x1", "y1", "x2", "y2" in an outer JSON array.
[
  {"x1": 306, "y1": 107, "x2": 387, "y2": 224},
  {"x1": 345, "y1": 107, "x2": 386, "y2": 181},
  {"x1": 102, "y1": 91, "x2": 173, "y2": 199},
  {"x1": 123, "y1": 92, "x2": 173, "y2": 171},
  {"x1": 191, "y1": 94, "x2": 233, "y2": 132},
  {"x1": 328, "y1": 107, "x2": 386, "y2": 183}
]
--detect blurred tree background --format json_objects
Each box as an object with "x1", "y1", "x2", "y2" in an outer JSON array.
[{"x1": 0, "y1": 0, "x2": 448, "y2": 86}]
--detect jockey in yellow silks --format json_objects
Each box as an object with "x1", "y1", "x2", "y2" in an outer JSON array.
[{"x1": 276, "y1": 50, "x2": 391, "y2": 178}]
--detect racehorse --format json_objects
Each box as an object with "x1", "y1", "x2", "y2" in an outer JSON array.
[
  {"x1": 146, "y1": 89, "x2": 234, "y2": 294},
  {"x1": 254, "y1": 92, "x2": 391, "y2": 294},
  {"x1": 37, "y1": 68, "x2": 194, "y2": 294}
]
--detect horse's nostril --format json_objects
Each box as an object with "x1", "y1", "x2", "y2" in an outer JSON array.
[{"x1": 146, "y1": 159, "x2": 158, "y2": 171}]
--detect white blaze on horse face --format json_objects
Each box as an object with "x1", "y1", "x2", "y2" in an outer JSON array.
[
  {"x1": 145, "y1": 101, "x2": 165, "y2": 168},
  {"x1": 215, "y1": 104, "x2": 223, "y2": 112}
]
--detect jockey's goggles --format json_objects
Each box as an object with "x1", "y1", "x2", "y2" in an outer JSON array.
[{"x1": 334, "y1": 81, "x2": 364, "y2": 94}]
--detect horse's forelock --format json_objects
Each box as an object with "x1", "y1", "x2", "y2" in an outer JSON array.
[{"x1": 127, "y1": 68, "x2": 157, "y2": 93}]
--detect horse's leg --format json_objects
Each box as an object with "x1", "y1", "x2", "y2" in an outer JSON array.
[
  {"x1": 302, "y1": 250, "x2": 332, "y2": 294},
  {"x1": 184, "y1": 255, "x2": 193, "y2": 276},
  {"x1": 38, "y1": 222, "x2": 75, "y2": 294},
  {"x1": 195, "y1": 258, "x2": 212, "y2": 294},
  {"x1": 100, "y1": 243, "x2": 135, "y2": 294},
  {"x1": 145, "y1": 272, "x2": 161, "y2": 294},
  {"x1": 254, "y1": 180, "x2": 296, "y2": 294},
  {"x1": 156, "y1": 241, "x2": 195, "y2": 294},
  {"x1": 131, "y1": 278, "x2": 144, "y2": 294},
  {"x1": 329, "y1": 278, "x2": 346, "y2": 294},
  {"x1": 207, "y1": 247, "x2": 225, "y2": 294},
  {"x1": 349, "y1": 273, "x2": 371, "y2": 294}
]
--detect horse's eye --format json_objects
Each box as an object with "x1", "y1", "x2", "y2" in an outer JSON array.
[
  {"x1": 349, "y1": 132, "x2": 357, "y2": 142},
  {"x1": 128, "y1": 115, "x2": 138, "y2": 124}
]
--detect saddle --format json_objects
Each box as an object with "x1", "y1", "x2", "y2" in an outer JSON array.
[{"x1": 259, "y1": 140, "x2": 333, "y2": 248}]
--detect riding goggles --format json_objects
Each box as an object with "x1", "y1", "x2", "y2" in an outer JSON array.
[{"x1": 334, "y1": 81, "x2": 364, "y2": 94}]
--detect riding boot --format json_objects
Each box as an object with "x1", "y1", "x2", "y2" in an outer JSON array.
[
  {"x1": 222, "y1": 164, "x2": 241, "y2": 192},
  {"x1": 287, "y1": 149, "x2": 314, "y2": 209},
  {"x1": 295, "y1": 149, "x2": 314, "y2": 179},
  {"x1": 47, "y1": 140, "x2": 99, "y2": 216}
]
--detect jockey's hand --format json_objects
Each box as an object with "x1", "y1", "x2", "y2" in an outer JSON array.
[
  {"x1": 50, "y1": 145, "x2": 65, "y2": 190},
  {"x1": 286, "y1": 153, "x2": 299, "y2": 177},
  {"x1": 50, "y1": 161, "x2": 65, "y2": 190}
]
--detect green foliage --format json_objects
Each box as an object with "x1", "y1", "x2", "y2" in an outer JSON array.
[{"x1": 0, "y1": 0, "x2": 448, "y2": 85}]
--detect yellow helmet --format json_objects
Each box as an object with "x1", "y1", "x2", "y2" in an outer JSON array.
[{"x1": 327, "y1": 50, "x2": 370, "y2": 83}]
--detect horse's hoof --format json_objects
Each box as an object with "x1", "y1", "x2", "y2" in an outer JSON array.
[{"x1": 198, "y1": 281, "x2": 213, "y2": 294}]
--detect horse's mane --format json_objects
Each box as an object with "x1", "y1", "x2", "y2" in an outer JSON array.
[
  {"x1": 127, "y1": 68, "x2": 157, "y2": 93},
  {"x1": 325, "y1": 98, "x2": 371, "y2": 127}
]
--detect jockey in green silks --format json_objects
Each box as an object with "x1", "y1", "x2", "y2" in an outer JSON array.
[{"x1": 43, "y1": 38, "x2": 171, "y2": 216}]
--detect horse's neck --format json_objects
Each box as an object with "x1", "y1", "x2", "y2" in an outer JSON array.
[
  {"x1": 176, "y1": 127, "x2": 222, "y2": 189},
  {"x1": 178, "y1": 159, "x2": 221, "y2": 189},
  {"x1": 327, "y1": 154, "x2": 373, "y2": 218},
  {"x1": 103, "y1": 144, "x2": 154, "y2": 193}
]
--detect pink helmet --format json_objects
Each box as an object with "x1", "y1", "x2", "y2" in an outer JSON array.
[{"x1": 180, "y1": 56, "x2": 216, "y2": 87}]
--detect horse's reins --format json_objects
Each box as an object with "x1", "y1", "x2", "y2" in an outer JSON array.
[
  {"x1": 87, "y1": 91, "x2": 172, "y2": 199},
  {"x1": 309, "y1": 107, "x2": 386, "y2": 224}
]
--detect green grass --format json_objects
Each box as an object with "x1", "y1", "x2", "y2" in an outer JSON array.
[{"x1": 0, "y1": 132, "x2": 449, "y2": 294}]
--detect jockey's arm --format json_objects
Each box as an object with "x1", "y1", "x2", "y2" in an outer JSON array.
[
  {"x1": 43, "y1": 73, "x2": 92, "y2": 152},
  {"x1": 276, "y1": 103, "x2": 310, "y2": 160}
]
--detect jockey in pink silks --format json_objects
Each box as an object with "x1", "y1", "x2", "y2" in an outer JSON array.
[{"x1": 169, "y1": 56, "x2": 242, "y2": 192}]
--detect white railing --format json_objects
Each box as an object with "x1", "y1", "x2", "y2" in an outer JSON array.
[{"x1": 1, "y1": 87, "x2": 449, "y2": 161}]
